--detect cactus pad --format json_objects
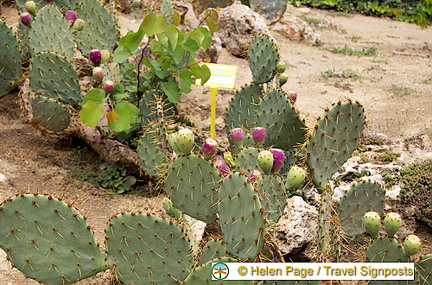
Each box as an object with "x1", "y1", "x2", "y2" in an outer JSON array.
[
  {"x1": 256, "y1": 89, "x2": 307, "y2": 150},
  {"x1": 256, "y1": 174, "x2": 287, "y2": 223},
  {"x1": 137, "y1": 127, "x2": 170, "y2": 177},
  {"x1": 0, "y1": 194, "x2": 107, "y2": 284},
  {"x1": 28, "y1": 5, "x2": 74, "y2": 57},
  {"x1": 139, "y1": 90, "x2": 176, "y2": 127},
  {"x1": 105, "y1": 212, "x2": 193, "y2": 284},
  {"x1": 233, "y1": 146, "x2": 260, "y2": 174},
  {"x1": 218, "y1": 172, "x2": 265, "y2": 259},
  {"x1": 198, "y1": 239, "x2": 227, "y2": 265},
  {"x1": 30, "y1": 95, "x2": 71, "y2": 132},
  {"x1": 336, "y1": 181, "x2": 385, "y2": 237},
  {"x1": 75, "y1": 0, "x2": 119, "y2": 56},
  {"x1": 165, "y1": 155, "x2": 220, "y2": 224},
  {"x1": 366, "y1": 236, "x2": 410, "y2": 262},
  {"x1": 306, "y1": 100, "x2": 365, "y2": 191},
  {"x1": 16, "y1": 0, "x2": 77, "y2": 12},
  {"x1": 247, "y1": 34, "x2": 279, "y2": 84},
  {"x1": 0, "y1": 20, "x2": 22, "y2": 97},
  {"x1": 28, "y1": 52, "x2": 81, "y2": 105},
  {"x1": 225, "y1": 84, "x2": 263, "y2": 132}
]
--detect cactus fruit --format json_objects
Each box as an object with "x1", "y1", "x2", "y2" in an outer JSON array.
[
  {"x1": 64, "y1": 10, "x2": 77, "y2": 22},
  {"x1": 0, "y1": 20, "x2": 22, "y2": 97},
  {"x1": 218, "y1": 172, "x2": 265, "y2": 259},
  {"x1": 103, "y1": 80, "x2": 114, "y2": 94},
  {"x1": 277, "y1": 60, "x2": 287, "y2": 73},
  {"x1": 258, "y1": 150, "x2": 274, "y2": 175},
  {"x1": 25, "y1": 1, "x2": 36, "y2": 15},
  {"x1": 230, "y1": 128, "x2": 245, "y2": 148},
  {"x1": 215, "y1": 159, "x2": 230, "y2": 175},
  {"x1": 383, "y1": 212, "x2": 402, "y2": 238},
  {"x1": 89, "y1": 49, "x2": 102, "y2": 66},
  {"x1": 105, "y1": 212, "x2": 193, "y2": 284},
  {"x1": 269, "y1": 148, "x2": 285, "y2": 173},
  {"x1": 72, "y1": 18, "x2": 85, "y2": 31},
  {"x1": 248, "y1": 169, "x2": 262, "y2": 182},
  {"x1": 165, "y1": 155, "x2": 220, "y2": 224},
  {"x1": 20, "y1": 12, "x2": 33, "y2": 26},
  {"x1": 252, "y1": 127, "x2": 266, "y2": 147},
  {"x1": 285, "y1": 166, "x2": 306, "y2": 191},
  {"x1": 363, "y1": 212, "x2": 381, "y2": 238},
  {"x1": 0, "y1": 194, "x2": 107, "y2": 284},
  {"x1": 100, "y1": 49, "x2": 110, "y2": 64},
  {"x1": 289, "y1": 91, "x2": 297, "y2": 103},
  {"x1": 92, "y1": 66, "x2": 104, "y2": 80},
  {"x1": 175, "y1": 128, "x2": 195, "y2": 155},
  {"x1": 403, "y1": 235, "x2": 421, "y2": 256},
  {"x1": 201, "y1": 138, "x2": 218, "y2": 160},
  {"x1": 279, "y1": 73, "x2": 288, "y2": 86}
]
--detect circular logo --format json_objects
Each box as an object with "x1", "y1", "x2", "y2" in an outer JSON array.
[{"x1": 212, "y1": 262, "x2": 229, "y2": 280}]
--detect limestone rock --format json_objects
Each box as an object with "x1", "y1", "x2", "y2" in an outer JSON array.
[
  {"x1": 271, "y1": 13, "x2": 320, "y2": 46},
  {"x1": 274, "y1": 196, "x2": 318, "y2": 255}
]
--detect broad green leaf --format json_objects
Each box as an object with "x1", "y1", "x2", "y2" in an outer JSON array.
[
  {"x1": 205, "y1": 9, "x2": 219, "y2": 33},
  {"x1": 108, "y1": 101, "x2": 139, "y2": 132},
  {"x1": 183, "y1": 37, "x2": 199, "y2": 53},
  {"x1": 80, "y1": 88, "x2": 105, "y2": 105},
  {"x1": 80, "y1": 100, "x2": 105, "y2": 127},
  {"x1": 172, "y1": 11, "x2": 181, "y2": 25},
  {"x1": 112, "y1": 83, "x2": 125, "y2": 94},
  {"x1": 165, "y1": 26, "x2": 180, "y2": 50},
  {"x1": 188, "y1": 27, "x2": 211, "y2": 49},
  {"x1": 160, "y1": 77, "x2": 181, "y2": 103},
  {"x1": 179, "y1": 69, "x2": 193, "y2": 93},
  {"x1": 111, "y1": 92, "x2": 129, "y2": 102},
  {"x1": 141, "y1": 14, "x2": 168, "y2": 37},
  {"x1": 156, "y1": 33, "x2": 169, "y2": 49},
  {"x1": 113, "y1": 26, "x2": 145, "y2": 63},
  {"x1": 199, "y1": 64, "x2": 211, "y2": 85}
]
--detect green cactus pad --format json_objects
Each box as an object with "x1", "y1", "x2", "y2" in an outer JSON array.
[
  {"x1": 28, "y1": 4, "x2": 74, "y2": 57},
  {"x1": 366, "y1": 236, "x2": 410, "y2": 262},
  {"x1": 0, "y1": 20, "x2": 22, "y2": 97},
  {"x1": 256, "y1": 89, "x2": 307, "y2": 150},
  {"x1": 0, "y1": 194, "x2": 107, "y2": 284},
  {"x1": 225, "y1": 84, "x2": 263, "y2": 132},
  {"x1": 306, "y1": 100, "x2": 366, "y2": 191},
  {"x1": 336, "y1": 181, "x2": 385, "y2": 237},
  {"x1": 247, "y1": 0, "x2": 287, "y2": 23},
  {"x1": 183, "y1": 256, "x2": 252, "y2": 285},
  {"x1": 30, "y1": 95, "x2": 71, "y2": 132},
  {"x1": 165, "y1": 154, "x2": 220, "y2": 224},
  {"x1": 256, "y1": 174, "x2": 287, "y2": 223},
  {"x1": 75, "y1": 0, "x2": 119, "y2": 56},
  {"x1": 416, "y1": 254, "x2": 432, "y2": 284},
  {"x1": 17, "y1": 22, "x2": 31, "y2": 63},
  {"x1": 139, "y1": 90, "x2": 176, "y2": 127},
  {"x1": 198, "y1": 239, "x2": 227, "y2": 265},
  {"x1": 218, "y1": 172, "x2": 265, "y2": 260},
  {"x1": 233, "y1": 146, "x2": 260, "y2": 174},
  {"x1": 105, "y1": 212, "x2": 193, "y2": 284},
  {"x1": 137, "y1": 127, "x2": 170, "y2": 177},
  {"x1": 16, "y1": 0, "x2": 77, "y2": 12},
  {"x1": 28, "y1": 52, "x2": 81, "y2": 105},
  {"x1": 248, "y1": 34, "x2": 279, "y2": 84}
]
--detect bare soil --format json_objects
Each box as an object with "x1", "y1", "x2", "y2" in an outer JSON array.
[{"x1": 0, "y1": 3, "x2": 431, "y2": 284}]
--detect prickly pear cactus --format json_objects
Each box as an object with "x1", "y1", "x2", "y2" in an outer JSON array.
[
  {"x1": 256, "y1": 174, "x2": 287, "y2": 223},
  {"x1": 139, "y1": 90, "x2": 176, "y2": 127},
  {"x1": 198, "y1": 239, "x2": 227, "y2": 265},
  {"x1": 0, "y1": 194, "x2": 107, "y2": 284},
  {"x1": 28, "y1": 4, "x2": 75, "y2": 57},
  {"x1": 225, "y1": 84, "x2": 263, "y2": 131},
  {"x1": 137, "y1": 127, "x2": 170, "y2": 177},
  {"x1": 416, "y1": 254, "x2": 432, "y2": 284},
  {"x1": 247, "y1": 0, "x2": 287, "y2": 23},
  {"x1": 164, "y1": 154, "x2": 221, "y2": 224},
  {"x1": 336, "y1": 181, "x2": 386, "y2": 237},
  {"x1": 0, "y1": 20, "x2": 22, "y2": 97},
  {"x1": 248, "y1": 34, "x2": 279, "y2": 84},
  {"x1": 16, "y1": 0, "x2": 77, "y2": 12},
  {"x1": 233, "y1": 146, "x2": 260, "y2": 173},
  {"x1": 256, "y1": 89, "x2": 307, "y2": 150},
  {"x1": 30, "y1": 95, "x2": 71, "y2": 132},
  {"x1": 105, "y1": 212, "x2": 193, "y2": 284},
  {"x1": 306, "y1": 100, "x2": 366, "y2": 191},
  {"x1": 366, "y1": 236, "x2": 410, "y2": 262},
  {"x1": 75, "y1": 0, "x2": 119, "y2": 56},
  {"x1": 218, "y1": 172, "x2": 265, "y2": 260},
  {"x1": 28, "y1": 52, "x2": 81, "y2": 105}
]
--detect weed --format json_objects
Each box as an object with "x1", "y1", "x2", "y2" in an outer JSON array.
[
  {"x1": 357, "y1": 134, "x2": 391, "y2": 152},
  {"x1": 300, "y1": 15, "x2": 321, "y2": 25},
  {"x1": 391, "y1": 84, "x2": 413, "y2": 97},
  {"x1": 421, "y1": 78, "x2": 432, "y2": 84},
  {"x1": 322, "y1": 45, "x2": 376, "y2": 56},
  {"x1": 321, "y1": 68, "x2": 361, "y2": 81}
]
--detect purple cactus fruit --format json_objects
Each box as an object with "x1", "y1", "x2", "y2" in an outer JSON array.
[
  {"x1": 363, "y1": 211, "x2": 381, "y2": 238},
  {"x1": 252, "y1": 127, "x2": 266, "y2": 146},
  {"x1": 89, "y1": 49, "x2": 102, "y2": 66},
  {"x1": 215, "y1": 159, "x2": 230, "y2": 175},
  {"x1": 176, "y1": 128, "x2": 194, "y2": 155},
  {"x1": 383, "y1": 212, "x2": 401, "y2": 238},
  {"x1": 101, "y1": 49, "x2": 110, "y2": 65},
  {"x1": 286, "y1": 166, "x2": 306, "y2": 191},
  {"x1": 230, "y1": 128, "x2": 245, "y2": 148},
  {"x1": 65, "y1": 10, "x2": 77, "y2": 22},
  {"x1": 247, "y1": 169, "x2": 262, "y2": 182},
  {"x1": 403, "y1": 235, "x2": 421, "y2": 256},
  {"x1": 103, "y1": 80, "x2": 114, "y2": 94},
  {"x1": 257, "y1": 150, "x2": 274, "y2": 175},
  {"x1": 92, "y1": 67, "x2": 104, "y2": 81},
  {"x1": 73, "y1": 18, "x2": 85, "y2": 31},
  {"x1": 289, "y1": 91, "x2": 298, "y2": 103},
  {"x1": 25, "y1": 1, "x2": 36, "y2": 16},
  {"x1": 279, "y1": 74, "x2": 288, "y2": 87},
  {"x1": 269, "y1": 148, "x2": 285, "y2": 173},
  {"x1": 201, "y1": 138, "x2": 217, "y2": 160},
  {"x1": 20, "y1": 12, "x2": 32, "y2": 27}
]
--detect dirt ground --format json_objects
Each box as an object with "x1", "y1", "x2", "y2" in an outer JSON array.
[{"x1": 0, "y1": 2, "x2": 431, "y2": 284}]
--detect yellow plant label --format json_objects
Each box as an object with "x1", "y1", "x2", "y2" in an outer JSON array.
[{"x1": 196, "y1": 63, "x2": 238, "y2": 89}]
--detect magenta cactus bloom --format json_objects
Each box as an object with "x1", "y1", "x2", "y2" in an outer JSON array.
[
  {"x1": 89, "y1": 49, "x2": 102, "y2": 66},
  {"x1": 229, "y1": 128, "x2": 245, "y2": 148},
  {"x1": 247, "y1": 169, "x2": 262, "y2": 182},
  {"x1": 73, "y1": 18, "x2": 85, "y2": 31},
  {"x1": 201, "y1": 138, "x2": 217, "y2": 160},
  {"x1": 252, "y1": 127, "x2": 266, "y2": 146},
  {"x1": 65, "y1": 10, "x2": 77, "y2": 22},
  {"x1": 20, "y1": 12, "x2": 32, "y2": 26},
  {"x1": 269, "y1": 148, "x2": 285, "y2": 173},
  {"x1": 92, "y1": 67, "x2": 104, "y2": 81},
  {"x1": 103, "y1": 80, "x2": 114, "y2": 94},
  {"x1": 215, "y1": 159, "x2": 230, "y2": 175}
]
